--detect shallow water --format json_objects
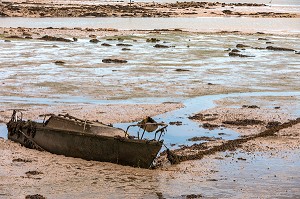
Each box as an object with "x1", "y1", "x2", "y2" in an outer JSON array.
[
  {"x1": 1, "y1": 17, "x2": 300, "y2": 33},
  {"x1": 0, "y1": 32, "x2": 299, "y2": 102},
  {"x1": 0, "y1": 124, "x2": 7, "y2": 139},
  {"x1": 115, "y1": 91, "x2": 300, "y2": 148}
]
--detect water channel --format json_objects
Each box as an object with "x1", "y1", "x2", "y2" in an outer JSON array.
[{"x1": 1, "y1": 91, "x2": 299, "y2": 149}]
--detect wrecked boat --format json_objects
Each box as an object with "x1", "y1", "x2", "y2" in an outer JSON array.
[{"x1": 6, "y1": 110, "x2": 167, "y2": 168}]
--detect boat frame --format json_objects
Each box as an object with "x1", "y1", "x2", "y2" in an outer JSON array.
[{"x1": 7, "y1": 110, "x2": 168, "y2": 168}]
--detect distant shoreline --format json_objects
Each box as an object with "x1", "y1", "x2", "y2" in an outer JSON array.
[{"x1": 1, "y1": 1, "x2": 299, "y2": 18}]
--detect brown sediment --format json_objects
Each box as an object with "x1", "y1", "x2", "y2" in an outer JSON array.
[
  {"x1": 222, "y1": 119, "x2": 264, "y2": 126},
  {"x1": 166, "y1": 118, "x2": 300, "y2": 165},
  {"x1": 187, "y1": 136, "x2": 222, "y2": 142}
]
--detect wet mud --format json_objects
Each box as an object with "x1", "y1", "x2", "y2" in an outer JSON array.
[
  {"x1": 164, "y1": 118, "x2": 300, "y2": 165},
  {"x1": 222, "y1": 119, "x2": 264, "y2": 126},
  {"x1": 187, "y1": 136, "x2": 222, "y2": 142}
]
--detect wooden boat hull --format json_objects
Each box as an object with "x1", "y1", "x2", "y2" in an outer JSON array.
[{"x1": 7, "y1": 122, "x2": 162, "y2": 168}]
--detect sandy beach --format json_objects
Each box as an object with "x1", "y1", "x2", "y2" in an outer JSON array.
[
  {"x1": 1, "y1": 0, "x2": 300, "y2": 198},
  {"x1": 1, "y1": 95, "x2": 299, "y2": 198}
]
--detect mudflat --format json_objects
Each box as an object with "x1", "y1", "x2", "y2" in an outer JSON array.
[{"x1": 0, "y1": 0, "x2": 300, "y2": 198}]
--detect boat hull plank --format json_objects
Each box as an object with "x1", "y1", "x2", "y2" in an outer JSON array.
[{"x1": 8, "y1": 123, "x2": 162, "y2": 168}]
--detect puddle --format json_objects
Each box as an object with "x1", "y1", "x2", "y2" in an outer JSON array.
[{"x1": 0, "y1": 123, "x2": 7, "y2": 139}]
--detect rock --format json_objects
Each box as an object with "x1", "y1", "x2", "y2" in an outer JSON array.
[
  {"x1": 202, "y1": 123, "x2": 220, "y2": 130},
  {"x1": 236, "y1": 44, "x2": 249, "y2": 48},
  {"x1": 101, "y1": 43, "x2": 112, "y2": 46},
  {"x1": 5, "y1": 35, "x2": 22, "y2": 39},
  {"x1": 12, "y1": 158, "x2": 32, "y2": 163},
  {"x1": 116, "y1": 43, "x2": 132, "y2": 46},
  {"x1": 266, "y1": 46, "x2": 295, "y2": 51},
  {"x1": 25, "y1": 170, "x2": 43, "y2": 175},
  {"x1": 90, "y1": 39, "x2": 100, "y2": 43},
  {"x1": 4, "y1": 40, "x2": 11, "y2": 42},
  {"x1": 25, "y1": 194, "x2": 46, "y2": 199},
  {"x1": 153, "y1": 44, "x2": 169, "y2": 48},
  {"x1": 54, "y1": 61, "x2": 65, "y2": 65},
  {"x1": 206, "y1": 179, "x2": 218, "y2": 181},
  {"x1": 229, "y1": 52, "x2": 254, "y2": 57},
  {"x1": 40, "y1": 35, "x2": 72, "y2": 42},
  {"x1": 169, "y1": 121, "x2": 182, "y2": 126},
  {"x1": 102, "y1": 59, "x2": 127, "y2": 63},
  {"x1": 242, "y1": 105, "x2": 260, "y2": 109},
  {"x1": 73, "y1": 37, "x2": 78, "y2": 41},
  {"x1": 121, "y1": 48, "x2": 131, "y2": 51},
  {"x1": 231, "y1": 49, "x2": 240, "y2": 53},
  {"x1": 222, "y1": 10, "x2": 232, "y2": 14},
  {"x1": 146, "y1": 38, "x2": 160, "y2": 43},
  {"x1": 175, "y1": 69, "x2": 190, "y2": 72},
  {"x1": 182, "y1": 194, "x2": 203, "y2": 198}
]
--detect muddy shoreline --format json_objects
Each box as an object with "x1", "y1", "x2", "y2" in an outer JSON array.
[{"x1": 1, "y1": 1, "x2": 299, "y2": 18}]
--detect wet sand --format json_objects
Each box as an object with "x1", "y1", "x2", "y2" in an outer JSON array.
[{"x1": 1, "y1": 96, "x2": 300, "y2": 198}]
